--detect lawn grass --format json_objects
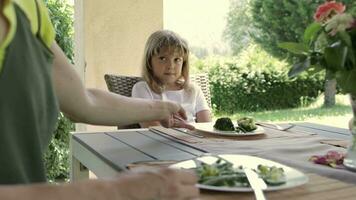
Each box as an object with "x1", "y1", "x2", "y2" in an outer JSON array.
[{"x1": 214, "y1": 94, "x2": 353, "y2": 129}]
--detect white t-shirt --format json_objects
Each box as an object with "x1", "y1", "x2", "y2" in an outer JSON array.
[{"x1": 132, "y1": 81, "x2": 210, "y2": 122}]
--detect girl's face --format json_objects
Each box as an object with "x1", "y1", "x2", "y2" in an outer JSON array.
[{"x1": 151, "y1": 46, "x2": 184, "y2": 89}]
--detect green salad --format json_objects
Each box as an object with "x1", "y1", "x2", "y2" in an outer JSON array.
[{"x1": 195, "y1": 158, "x2": 286, "y2": 187}]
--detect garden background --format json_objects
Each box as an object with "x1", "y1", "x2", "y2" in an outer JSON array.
[{"x1": 44, "y1": 0, "x2": 353, "y2": 182}]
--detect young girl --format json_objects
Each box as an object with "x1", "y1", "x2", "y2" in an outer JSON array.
[{"x1": 132, "y1": 30, "x2": 212, "y2": 128}]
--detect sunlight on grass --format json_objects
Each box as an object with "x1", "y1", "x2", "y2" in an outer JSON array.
[{"x1": 214, "y1": 94, "x2": 353, "y2": 129}]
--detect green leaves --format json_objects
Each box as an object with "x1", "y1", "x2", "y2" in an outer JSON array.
[
  {"x1": 278, "y1": 42, "x2": 309, "y2": 55},
  {"x1": 303, "y1": 22, "x2": 322, "y2": 44},
  {"x1": 45, "y1": 0, "x2": 74, "y2": 63}
]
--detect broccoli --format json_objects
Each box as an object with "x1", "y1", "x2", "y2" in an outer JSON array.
[
  {"x1": 237, "y1": 117, "x2": 257, "y2": 132},
  {"x1": 214, "y1": 117, "x2": 235, "y2": 131}
]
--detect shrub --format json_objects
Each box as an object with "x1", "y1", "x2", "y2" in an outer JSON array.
[
  {"x1": 209, "y1": 64, "x2": 324, "y2": 112},
  {"x1": 43, "y1": 0, "x2": 74, "y2": 182},
  {"x1": 45, "y1": 0, "x2": 74, "y2": 62},
  {"x1": 191, "y1": 46, "x2": 324, "y2": 112},
  {"x1": 43, "y1": 113, "x2": 74, "y2": 182}
]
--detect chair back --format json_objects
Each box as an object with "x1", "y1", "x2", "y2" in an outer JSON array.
[
  {"x1": 190, "y1": 74, "x2": 212, "y2": 108},
  {"x1": 104, "y1": 73, "x2": 211, "y2": 129},
  {"x1": 104, "y1": 74, "x2": 142, "y2": 97},
  {"x1": 105, "y1": 73, "x2": 211, "y2": 107}
]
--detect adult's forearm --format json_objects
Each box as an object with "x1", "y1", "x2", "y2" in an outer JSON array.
[
  {"x1": 72, "y1": 88, "x2": 173, "y2": 126},
  {"x1": 51, "y1": 42, "x2": 178, "y2": 126},
  {"x1": 0, "y1": 180, "x2": 126, "y2": 200}
]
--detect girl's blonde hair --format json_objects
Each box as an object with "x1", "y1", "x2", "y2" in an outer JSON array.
[{"x1": 142, "y1": 30, "x2": 190, "y2": 93}]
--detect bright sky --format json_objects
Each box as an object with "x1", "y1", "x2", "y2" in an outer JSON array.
[{"x1": 164, "y1": 0, "x2": 230, "y2": 53}]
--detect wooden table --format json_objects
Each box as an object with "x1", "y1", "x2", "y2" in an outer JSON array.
[{"x1": 70, "y1": 123, "x2": 356, "y2": 199}]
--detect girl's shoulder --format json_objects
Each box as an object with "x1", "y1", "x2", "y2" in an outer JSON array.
[
  {"x1": 132, "y1": 81, "x2": 152, "y2": 93},
  {"x1": 133, "y1": 80, "x2": 149, "y2": 88},
  {"x1": 185, "y1": 82, "x2": 200, "y2": 92}
]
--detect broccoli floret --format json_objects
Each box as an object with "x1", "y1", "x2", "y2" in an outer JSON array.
[
  {"x1": 237, "y1": 117, "x2": 257, "y2": 132},
  {"x1": 214, "y1": 117, "x2": 235, "y2": 131}
]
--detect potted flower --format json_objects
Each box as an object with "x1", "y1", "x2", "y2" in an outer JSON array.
[{"x1": 279, "y1": 1, "x2": 356, "y2": 171}]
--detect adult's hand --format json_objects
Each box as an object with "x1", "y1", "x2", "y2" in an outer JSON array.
[
  {"x1": 116, "y1": 168, "x2": 199, "y2": 200},
  {"x1": 159, "y1": 101, "x2": 195, "y2": 130}
]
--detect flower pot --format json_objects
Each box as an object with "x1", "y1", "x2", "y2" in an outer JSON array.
[{"x1": 344, "y1": 94, "x2": 356, "y2": 171}]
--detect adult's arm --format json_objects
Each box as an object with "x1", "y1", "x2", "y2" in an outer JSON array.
[
  {"x1": 0, "y1": 168, "x2": 199, "y2": 200},
  {"x1": 51, "y1": 42, "x2": 186, "y2": 126}
]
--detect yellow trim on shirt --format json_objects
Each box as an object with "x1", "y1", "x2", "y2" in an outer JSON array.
[
  {"x1": 13, "y1": 0, "x2": 55, "y2": 47},
  {"x1": 0, "y1": 0, "x2": 55, "y2": 73},
  {"x1": 0, "y1": 0, "x2": 16, "y2": 72}
]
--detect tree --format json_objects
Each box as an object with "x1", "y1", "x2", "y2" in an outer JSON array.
[
  {"x1": 225, "y1": 0, "x2": 354, "y2": 107},
  {"x1": 223, "y1": 0, "x2": 256, "y2": 55},
  {"x1": 251, "y1": 0, "x2": 355, "y2": 107}
]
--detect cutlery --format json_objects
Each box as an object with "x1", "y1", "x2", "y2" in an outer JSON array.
[
  {"x1": 244, "y1": 168, "x2": 267, "y2": 200},
  {"x1": 172, "y1": 128, "x2": 205, "y2": 138},
  {"x1": 256, "y1": 122, "x2": 295, "y2": 131}
]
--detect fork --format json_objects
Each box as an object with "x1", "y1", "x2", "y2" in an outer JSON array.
[
  {"x1": 256, "y1": 122, "x2": 295, "y2": 131},
  {"x1": 172, "y1": 128, "x2": 205, "y2": 138}
]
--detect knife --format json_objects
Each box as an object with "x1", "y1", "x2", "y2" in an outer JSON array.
[{"x1": 244, "y1": 168, "x2": 267, "y2": 200}]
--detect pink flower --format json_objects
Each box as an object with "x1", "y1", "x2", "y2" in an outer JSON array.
[
  {"x1": 309, "y1": 150, "x2": 345, "y2": 169},
  {"x1": 314, "y1": 1, "x2": 346, "y2": 23},
  {"x1": 326, "y1": 150, "x2": 344, "y2": 161}
]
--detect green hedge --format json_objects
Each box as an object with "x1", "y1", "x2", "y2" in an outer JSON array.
[
  {"x1": 44, "y1": 113, "x2": 74, "y2": 182},
  {"x1": 208, "y1": 63, "x2": 324, "y2": 112},
  {"x1": 43, "y1": 0, "x2": 74, "y2": 182}
]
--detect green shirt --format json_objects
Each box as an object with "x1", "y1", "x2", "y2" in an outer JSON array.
[
  {"x1": 0, "y1": 0, "x2": 55, "y2": 72},
  {"x1": 0, "y1": 0, "x2": 59, "y2": 184}
]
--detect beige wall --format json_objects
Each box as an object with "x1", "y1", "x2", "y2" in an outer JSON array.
[
  {"x1": 74, "y1": 0, "x2": 163, "y2": 131},
  {"x1": 76, "y1": 0, "x2": 163, "y2": 90}
]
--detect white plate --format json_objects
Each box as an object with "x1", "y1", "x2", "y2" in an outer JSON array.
[
  {"x1": 170, "y1": 154, "x2": 308, "y2": 192},
  {"x1": 194, "y1": 122, "x2": 265, "y2": 136}
]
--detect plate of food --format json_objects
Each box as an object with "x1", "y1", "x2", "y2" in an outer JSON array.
[
  {"x1": 194, "y1": 117, "x2": 265, "y2": 136},
  {"x1": 170, "y1": 154, "x2": 308, "y2": 192}
]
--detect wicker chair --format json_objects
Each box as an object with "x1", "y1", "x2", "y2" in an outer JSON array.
[{"x1": 104, "y1": 73, "x2": 211, "y2": 128}]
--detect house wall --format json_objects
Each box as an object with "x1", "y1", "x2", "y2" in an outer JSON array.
[
  {"x1": 75, "y1": 0, "x2": 163, "y2": 90},
  {"x1": 74, "y1": 0, "x2": 163, "y2": 131}
]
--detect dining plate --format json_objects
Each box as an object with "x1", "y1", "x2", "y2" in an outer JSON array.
[
  {"x1": 194, "y1": 122, "x2": 265, "y2": 136},
  {"x1": 170, "y1": 154, "x2": 308, "y2": 192}
]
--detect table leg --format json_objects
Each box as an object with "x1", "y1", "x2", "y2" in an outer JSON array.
[{"x1": 70, "y1": 156, "x2": 89, "y2": 182}]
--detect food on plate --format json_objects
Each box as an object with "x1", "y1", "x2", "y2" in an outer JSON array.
[
  {"x1": 237, "y1": 117, "x2": 257, "y2": 132},
  {"x1": 256, "y1": 164, "x2": 286, "y2": 185},
  {"x1": 213, "y1": 117, "x2": 258, "y2": 133},
  {"x1": 214, "y1": 117, "x2": 235, "y2": 131},
  {"x1": 195, "y1": 158, "x2": 286, "y2": 187}
]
